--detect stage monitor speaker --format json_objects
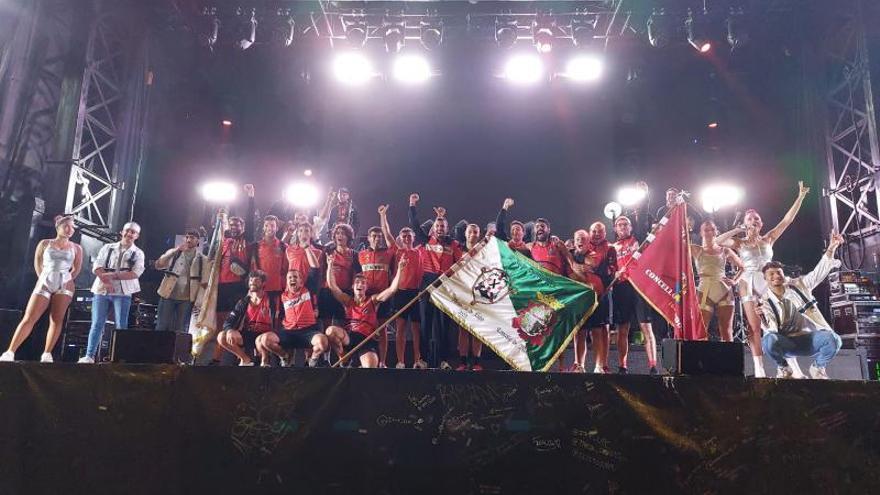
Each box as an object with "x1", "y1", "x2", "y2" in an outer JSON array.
[
  {"x1": 111, "y1": 330, "x2": 192, "y2": 364},
  {"x1": 662, "y1": 339, "x2": 744, "y2": 376}
]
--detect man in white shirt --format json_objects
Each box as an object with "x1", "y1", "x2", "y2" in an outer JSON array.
[
  {"x1": 78, "y1": 222, "x2": 146, "y2": 364},
  {"x1": 759, "y1": 232, "x2": 845, "y2": 379}
]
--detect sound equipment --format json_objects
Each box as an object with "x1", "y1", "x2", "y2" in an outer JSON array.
[
  {"x1": 829, "y1": 270, "x2": 876, "y2": 297},
  {"x1": 110, "y1": 330, "x2": 192, "y2": 364},
  {"x1": 131, "y1": 302, "x2": 158, "y2": 329},
  {"x1": 661, "y1": 339, "x2": 744, "y2": 376},
  {"x1": 60, "y1": 320, "x2": 114, "y2": 362},
  {"x1": 743, "y1": 348, "x2": 871, "y2": 380},
  {"x1": 831, "y1": 300, "x2": 880, "y2": 347}
]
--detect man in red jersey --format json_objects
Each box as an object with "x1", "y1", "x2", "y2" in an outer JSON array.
[
  {"x1": 318, "y1": 223, "x2": 360, "y2": 328},
  {"x1": 358, "y1": 205, "x2": 399, "y2": 367},
  {"x1": 285, "y1": 222, "x2": 324, "y2": 284},
  {"x1": 528, "y1": 217, "x2": 569, "y2": 276},
  {"x1": 216, "y1": 270, "x2": 272, "y2": 367},
  {"x1": 566, "y1": 223, "x2": 617, "y2": 373},
  {"x1": 611, "y1": 215, "x2": 658, "y2": 375},
  {"x1": 256, "y1": 247, "x2": 325, "y2": 367},
  {"x1": 494, "y1": 198, "x2": 530, "y2": 256},
  {"x1": 325, "y1": 255, "x2": 407, "y2": 368},
  {"x1": 387, "y1": 215, "x2": 426, "y2": 369},
  {"x1": 456, "y1": 223, "x2": 485, "y2": 371},
  {"x1": 408, "y1": 193, "x2": 462, "y2": 369},
  {"x1": 249, "y1": 215, "x2": 287, "y2": 324}
]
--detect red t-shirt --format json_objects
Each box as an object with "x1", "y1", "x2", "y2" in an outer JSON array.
[
  {"x1": 358, "y1": 246, "x2": 397, "y2": 294},
  {"x1": 220, "y1": 237, "x2": 249, "y2": 284},
  {"x1": 252, "y1": 238, "x2": 286, "y2": 292},
  {"x1": 419, "y1": 238, "x2": 462, "y2": 275},
  {"x1": 394, "y1": 248, "x2": 423, "y2": 290},
  {"x1": 285, "y1": 244, "x2": 323, "y2": 282},
  {"x1": 325, "y1": 249, "x2": 356, "y2": 290},
  {"x1": 244, "y1": 296, "x2": 273, "y2": 333},
  {"x1": 612, "y1": 236, "x2": 640, "y2": 282},
  {"x1": 345, "y1": 298, "x2": 379, "y2": 337},
  {"x1": 530, "y1": 242, "x2": 567, "y2": 276},
  {"x1": 281, "y1": 287, "x2": 318, "y2": 330}
]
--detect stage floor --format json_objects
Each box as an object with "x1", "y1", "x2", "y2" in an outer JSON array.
[{"x1": 0, "y1": 363, "x2": 878, "y2": 495}]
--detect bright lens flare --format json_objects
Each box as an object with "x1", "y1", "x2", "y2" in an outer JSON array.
[
  {"x1": 393, "y1": 55, "x2": 432, "y2": 84},
  {"x1": 200, "y1": 182, "x2": 237, "y2": 203},
  {"x1": 503, "y1": 54, "x2": 543, "y2": 84},
  {"x1": 700, "y1": 184, "x2": 743, "y2": 213},
  {"x1": 617, "y1": 187, "x2": 647, "y2": 207},
  {"x1": 333, "y1": 52, "x2": 374, "y2": 86},
  {"x1": 284, "y1": 182, "x2": 321, "y2": 208},
  {"x1": 564, "y1": 55, "x2": 603, "y2": 82}
]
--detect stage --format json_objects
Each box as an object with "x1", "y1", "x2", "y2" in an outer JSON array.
[{"x1": 0, "y1": 364, "x2": 878, "y2": 495}]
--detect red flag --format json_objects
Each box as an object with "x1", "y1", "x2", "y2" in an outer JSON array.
[{"x1": 623, "y1": 202, "x2": 706, "y2": 340}]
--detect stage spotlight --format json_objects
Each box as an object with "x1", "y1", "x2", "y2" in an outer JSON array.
[
  {"x1": 571, "y1": 14, "x2": 597, "y2": 48},
  {"x1": 304, "y1": 169, "x2": 313, "y2": 177},
  {"x1": 284, "y1": 182, "x2": 321, "y2": 208},
  {"x1": 343, "y1": 18, "x2": 367, "y2": 48},
  {"x1": 532, "y1": 16, "x2": 555, "y2": 54},
  {"x1": 420, "y1": 19, "x2": 443, "y2": 50},
  {"x1": 699, "y1": 184, "x2": 743, "y2": 213},
  {"x1": 269, "y1": 10, "x2": 296, "y2": 48},
  {"x1": 563, "y1": 55, "x2": 603, "y2": 82},
  {"x1": 707, "y1": 122, "x2": 718, "y2": 129},
  {"x1": 616, "y1": 186, "x2": 647, "y2": 207},
  {"x1": 234, "y1": 8, "x2": 257, "y2": 51},
  {"x1": 197, "y1": 8, "x2": 220, "y2": 50},
  {"x1": 726, "y1": 8, "x2": 749, "y2": 51},
  {"x1": 393, "y1": 54, "x2": 432, "y2": 84},
  {"x1": 201, "y1": 182, "x2": 237, "y2": 203},
  {"x1": 333, "y1": 52, "x2": 374, "y2": 86},
  {"x1": 503, "y1": 54, "x2": 544, "y2": 84},
  {"x1": 221, "y1": 119, "x2": 233, "y2": 127},
  {"x1": 383, "y1": 18, "x2": 405, "y2": 53},
  {"x1": 647, "y1": 9, "x2": 671, "y2": 48},
  {"x1": 604, "y1": 201, "x2": 623, "y2": 220},
  {"x1": 686, "y1": 10, "x2": 712, "y2": 53},
  {"x1": 495, "y1": 18, "x2": 518, "y2": 49}
]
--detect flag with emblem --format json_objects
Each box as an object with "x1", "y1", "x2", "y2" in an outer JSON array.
[{"x1": 429, "y1": 237, "x2": 597, "y2": 371}]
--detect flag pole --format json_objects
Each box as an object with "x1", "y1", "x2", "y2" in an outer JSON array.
[{"x1": 331, "y1": 237, "x2": 491, "y2": 367}]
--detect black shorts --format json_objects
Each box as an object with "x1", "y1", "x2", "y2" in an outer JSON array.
[
  {"x1": 586, "y1": 292, "x2": 612, "y2": 328},
  {"x1": 318, "y1": 288, "x2": 347, "y2": 321},
  {"x1": 217, "y1": 282, "x2": 245, "y2": 313},
  {"x1": 347, "y1": 331, "x2": 379, "y2": 356},
  {"x1": 612, "y1": 281, "x2": 653, "y2": 325},
  {"x1": 277, "y1": 325, "x2": 323, "y2": 350},
  {"x1": 392, "y1": 289, "x2": 420, "y2": 322},
  {"x1": 239, "y1": 331, "x2": 260, "y2": 352}
]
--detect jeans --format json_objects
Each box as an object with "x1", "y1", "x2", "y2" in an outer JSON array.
[
  {"x1": 761, "y1": 330, "x2": 842, "y2": 368},
  {"x1": 420, "y1": 273, "x2": 451, "y2": 367},
  {"x1": 156, "y1": 298, "x2": 193, "y2": 333},
  {"x1": 86, "y1": 294, "x2": 132, "y2": 359}
]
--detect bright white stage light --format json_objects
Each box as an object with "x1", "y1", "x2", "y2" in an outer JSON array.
[
  {"x1": 617, "y1": 186, "x2": 647, "y2": 207},
  {"x1": 284, "y1": 182, "x2": 321, "y2": 208},
  {"x1": 700, "y1": 184, "x2": 743, "y2": 213},
  {"x1": 201, "y1": 182, "x2": 237, "y2": 203},
  {"x1": 332, "y1": 52, "x2": 374, "y2": 86},
  {"x1": 393, "y1": 55, "x2": 432, "y2": 84},
  {"x1": 604, "y1": 201, "x2": 623, "y2": 220},
  {"x1": 303, "y1": 169, "x2": 313, "y2": 177},
  {"x1": 563, "y1": 55, "x2": 603, "y2": 82},
  {"x1": 503, "y1": 54, "x2": 544, "y2": 84}
]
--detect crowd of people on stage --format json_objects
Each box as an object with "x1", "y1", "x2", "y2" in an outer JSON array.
[{"x1": 0, "y1": 181, "x2": 846, "y2": 379}]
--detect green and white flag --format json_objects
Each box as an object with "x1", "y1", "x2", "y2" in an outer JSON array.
[{"x1": 429, "y1": 237, "x2": 597, "y2": 371}]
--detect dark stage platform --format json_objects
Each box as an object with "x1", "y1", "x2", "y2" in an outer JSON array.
[{"x1": 0, "y1": 364, "x2": 878, "y2": 495}]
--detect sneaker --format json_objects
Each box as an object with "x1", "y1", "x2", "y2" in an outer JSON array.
[
  {"x1": 238, "y1": 359, "x2": 255, "y2": 367},
  {"x1": 260, "y1": 362, "x2": 271, "y2": 368},
  {"x1": 40, "y1": 352, "x2": 53, "y2": 363},
  {"x1": 593, "y1": 366, "x2": 604, "y2": 374},
  {"x1": 439, "y1": 361, "x2": 453, "y2": 370},
  {"x1": 0, "y1": 351, "x2": 14, "y2": 362},
  {"x1": 455, "y1": 363, "x2": 468, "y2": 371},
  {"x1": 77, "y1": 356, "x2": 95, "y2": 364},
  {"x1": 395, "y1": 362, "x2": 406, "y2": 369},
  {"x1": 378, "y1": 362, "x2": 387, "y2": 369},
  {"x1": 471, "y1": 364, "x2": 484, "y2": 371},
  {"x1": 649, "y1": 366, "x2": 658, "y2": 376},
  {"x1": 413, "y1": 359, "x2": 428, "y2": 370},
  {"x1": 618, "y1": 366, "x2": 628, "y2": 375},
  {"x1": 572, "y1": 364, "x2": 586, "y2": 373},
  {"x1": 279, "y1": 354, "x2": 292, "y2": 367},
  {"x1": 307, "y1": 357, "x2": 319, "y2": 368},
  {"x1": 776, "y1": 366, "x2": 794, "y2": 379},
  {"x1": 809, "y1": 364, "x2": 830, "y2": 380}
]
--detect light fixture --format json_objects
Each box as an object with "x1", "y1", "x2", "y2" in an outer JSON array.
[
  {"x1": 197, "y1": 7, "x2": 220, "y2": 50},
  {"x1": 686, "y1": 9, "x2": 712, "y2": 53},
  {"x1": 234, "y1": 7, "x2": 257, "y2": 51},
  {"x1": 571, "y1": 14, "x2": 597, "y2": 48},
  {"x1": 201, "y1": 182, "x2": 237, "y2": 203},
  {"x1": 604, "y1": 201, "x2": 623, "y2": 220},
  {"x1": 616, "y1": 186, "x2": 647, "y2": 207},
  {"x1": 563, "y1": 55, "x2": 603, "y2": 82},
  {"x1": 503, "y1": 53, "x2": 544, "y2": 85},
  {"x1": 284, "y1": 182, "x2": 321, "y2": 208},
  {"x1": 707, "y1": 122, "x2": 718, "y2": 129},
  {"x1": 303, "y1": 169, "x2": 313, "y2": 177},
  {"x1": 495, "y1": 17, "x2": 518, "y2": 49},
  {"x1": 420, "y1": 17, "x2": 442, "y2": 50},
  {"x1": 343, "y1": 17, "x2": 367, "y2": 48},
  {"x1": 532, "y1": 15, "x2": 555, "y2": 53},
  {"x1": 332, "y1": 52, "x2": 374, "y2": 86},
  {"x1": 699, "y1": 184, "x2": 743, "y2": 213},
  {"x1": 221, "y1": 119, "x2": 233, "y2": 127},
  {"x1": 647, "y1": 9, "x2": 671, "y2": 48},
  {"x1": 726, "y1": 8, "x2": 749, "y2": 51},
  {"x1": 393, "y1": 54, "x2": 432, "y2": 84},
  {"x1": 383, "y1": 16, "x2": 405, "y2": 53},
  {"x1": 269, "y1": 9, "x2": 295, "y2": 48}
]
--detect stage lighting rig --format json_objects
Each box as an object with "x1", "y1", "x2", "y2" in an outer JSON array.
[
  {"x1": 726, "y1": 8, "x2": 749, "y2": 51},
  {"x1": 604, "y1": 202, "x2": 623, "y2": 220},
  {"x1": 268, "y1": 9, "x2": 296, "y2": 48},
  {"x1": 420, "y1": 17, "x2": 443, "y2": 51},
  {"x1": 647, "y1": 9, "x2": 671, "y2": 48},
  {"x1": 196, "y1": 7, "x2": 220, "y2": 51},
  {"x1": 495, "y1": 17, "x2": 519, "y2": 49},
  {"x1": 617, "y1": 185, "x2": 647, "y2": 207},
  {"x1": 503, "y1": 53, "x2": 544, "y2": 85},
  {"x1": 532, "y1": 15, "x2": 555, "y2": 54},
  {"x1": 699, "y1": 184, "x2": 743, "y2": 213},
  {"x1": 563, "y1": 55, "x2": 603, "y2": 83},
  {"x1": 285, "y1": 182, "x2": 321, "y2": 208},
  {"x1": 394, "y1": 54, "x2": 432, "y2": 84},
  {"x1": 343, "y1": 16, "x2": 367, "y2": 48},
  {"x1": 571, "y1": 13, "x2": 597, "y2": 48},
  {"x1": 233, "y1": 7, "x2": 257, "y2": 51},
  {"x1": 201, "y1": 182, "x2": 237, "y2": 203},
  {"x1": 332, "y1": 52, "x2": 374, "y2": 86},
  {"x1": 686, "y1": 9, "x2": 712, "y2": 53},
  {"x1": 383, "y1": 16, "x2": 406, "y2": 53}
]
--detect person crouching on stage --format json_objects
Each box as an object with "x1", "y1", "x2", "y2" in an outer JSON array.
[
  {"x1": 759, "y1": 231, "x2": 844, "y2": 379},
  {"x1": 256, "y1": 248, "x2": 325, "y2": 367},
  {"x1": 155, "y1": 229, "x2": 207, "y2": 333},
  {"x1": 325, "y1": 255, "x2": 407, "y2": 368},
  {"x1": 216, "y1": 270, "x2": 273, "y2": 367},
  {"x1": 1, "y1": 215, "x2": 83, "y2": 363},
  {"x1": 79, "y1": 222, "x2": 145, "y2": 364},
  {"x1": 455, "y1": 223, "x2": 485, "y2": 371}
]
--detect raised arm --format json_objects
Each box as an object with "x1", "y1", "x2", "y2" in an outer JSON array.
[
  {"x1": 375, "y1": 257, "x2": 407, "y2": 303},
  {"x1": 715, "y1": 226, "x2": 745, "y2": 248},
  {"x1": 407, "y1": 193, "x2": 430, "y2": 244},
  {"x1": 243, "y1": 184, "x2": 256, "y2": 243},
  {"x1": 325, "y1": 254, "x2": 352, "y2": 306},
  {"x1": 378, "y1": 204, "x2": 397, "y2": 248},
  {"x1": 765, "y1": 181, "x2": 810, "y2": 243},
  {"x1": 495, "y1": 198, "x2": 514, "y2": 241},
  {"x1": 801, "y1": 231, "x2": 844, "y2": 291}
]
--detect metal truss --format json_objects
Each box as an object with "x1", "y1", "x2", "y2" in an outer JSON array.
[
  {"x1": 822, "y1": 3, "x2": 880, "y2": 240},
  {"x1": 64, "y1": 8, "x2": 127, "y2": 240}
]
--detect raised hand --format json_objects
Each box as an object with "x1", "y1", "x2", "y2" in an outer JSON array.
[
  {"x1": 397, "y1": 257, "x2": 408, "y2": 269},
  {"x1": 502, "y1": 198, "x2": 515, "y2": 210},
  {"x1": 829, "y1": 231, "x2": 845, "y2": 249},
  {"x1": 409, "y1": 193, "x2": 420, "y2": 206},
  {"x1": 243, "y1": 184, "x2": 255, "y2": 197},
  {"x1": 378, "y1": 204, "x2": 389, "y2": 216},
  {"x1": 433, "y1": 206, "x2": 446, "y2": 218},
  {"x1": 798, "y1": 181, "x2": 810, "y2": 197}
]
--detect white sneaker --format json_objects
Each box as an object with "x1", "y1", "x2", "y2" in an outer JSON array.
[
  {"x1": 809, "y1": 364, "x2": 830, "y2": 380},
  {"x1": 260, "y1": 362, "x2": 271, "y2": 368},
  {"x1": 77, "y1": 356, "x2": 95, "y2": 364},
  {"x1": 395, "y1": 362, "x2": 406, "y2": 369},
  {"x1": 776, "y1": 366, "x2": 793, "y2": 379},
  {"x1": 238, "y1": 360, "x2": 255, "y2": 367},
  {"x1": 40, "y1": 352, "x2": 54, "y2": 363},
  {"x1": 279, "y1": 354, "x2": 291, "y2": 367},
  {"x1": 439, "y1": 360, "x2": 453, "y2": 370},
  {"x1": 413, "y1": 359, "x2": 428, "y2": 370},
  {"x1": 0, "y1": 351, "x2": 14, "y2": 362}
]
